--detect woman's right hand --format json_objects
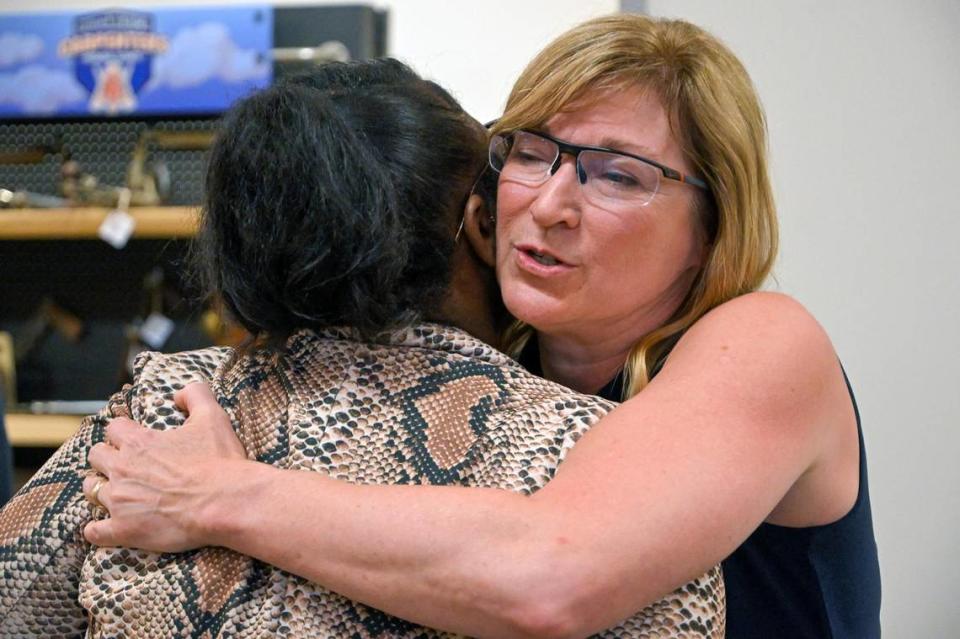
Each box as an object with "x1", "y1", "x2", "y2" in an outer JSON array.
[{"x1": 82, "y1": 383, "x2": 249, "y2": 552}]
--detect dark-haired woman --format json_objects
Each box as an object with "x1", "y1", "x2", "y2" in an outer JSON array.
[{"x1": 0, "y1": 59, "x2": 722, "y2": 637}]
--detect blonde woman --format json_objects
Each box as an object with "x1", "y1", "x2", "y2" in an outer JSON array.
[{"x1": 83, "y1": 15, "x2": 880, "y2": 638}]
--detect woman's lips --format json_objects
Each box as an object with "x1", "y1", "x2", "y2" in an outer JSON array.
[{"x1": 514, "y1": 244, "x2": 573, "y2": 275}]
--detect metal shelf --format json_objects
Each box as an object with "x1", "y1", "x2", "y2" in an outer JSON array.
[{"x1": 0, "y1": 206, "x2": 199, "y2": 240}]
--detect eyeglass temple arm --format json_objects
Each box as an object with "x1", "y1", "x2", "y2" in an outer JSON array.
[{"x1": 660, "y1": 166, "x2": 708, "y2": 190}]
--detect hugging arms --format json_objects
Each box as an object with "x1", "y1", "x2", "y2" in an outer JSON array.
[
  {"x1": 2, "y1": 13, "x2": 879, "y2": 639},
  {"x1": 1, "y1": 48, "x2": 723, "y2": 639}
]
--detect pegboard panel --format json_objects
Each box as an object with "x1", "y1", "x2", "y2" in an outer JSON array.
[
  {"x1": 0, "y1": 239, "x2": 210, "y2": 401},
  {"x1": 0, "y1": 239, "x2": 199, "y2": 320},
  {"x1": 0, "y1": 117, "x2": 217, "y2": 206}
]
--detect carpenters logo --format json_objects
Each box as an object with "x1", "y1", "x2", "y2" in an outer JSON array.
[{"x1": 57, "y1": 10, "x2": 168, "y2": 115}]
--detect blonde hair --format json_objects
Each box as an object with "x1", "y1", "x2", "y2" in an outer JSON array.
[{"x1": 496, "y1": 14, "x2": 778, "y2": 399}]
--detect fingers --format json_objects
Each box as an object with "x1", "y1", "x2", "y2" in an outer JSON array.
[
  {"x1": 84, "y1": 519, "x2": 119, "y2": 547},
  {"x1": 83, "y1": 497, "x2": 190, "y2": 553},
  {"x1": 87, "y1": 441, "x2": 119, "y2": 477},
  {"x1": 174, "y1": 382, "x2": 218, "y2": 416},
  {"x1": 82, "y1": 473, "x2": 111, "y2": 510},
  {"x1": 104, "y1": 417, "x2": 144, "y2": 449}
]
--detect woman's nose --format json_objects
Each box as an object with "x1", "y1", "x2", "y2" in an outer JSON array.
[{"x1": 528, "y1": 158, "x2": 582, "y2": 229}]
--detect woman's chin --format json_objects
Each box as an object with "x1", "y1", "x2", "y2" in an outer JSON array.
[{"x1": 502, "y1": 285, "x2": 572, "y2": 332}]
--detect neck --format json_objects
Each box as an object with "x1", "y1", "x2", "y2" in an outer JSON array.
[
  {"x1": 535, "y1": 263, "x2": 701, "y2": 394},
  {"x1": 537, "y1": 331, "x2": 632, "y2": 395},
  {"x1": 429, "y1": 242, "x2": 506, "y2": 350}
]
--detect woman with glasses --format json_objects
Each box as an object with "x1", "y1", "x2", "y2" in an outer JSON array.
[
  {"x1": 0, "y1": 57, "x2": 724, "y2": 637},
  {"x1": 82, "y1": 14, "x2": 880, "y2": 638}
]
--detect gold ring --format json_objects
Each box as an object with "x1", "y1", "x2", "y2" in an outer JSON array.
[{"x1": 90, "y1": 478, "x2": 106, "y2": 508}]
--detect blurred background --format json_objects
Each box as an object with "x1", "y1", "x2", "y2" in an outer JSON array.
[{"x1": 0, "y1": 0, "x2": 956, "y2": 635}]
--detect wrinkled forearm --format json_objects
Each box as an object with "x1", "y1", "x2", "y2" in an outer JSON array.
[{"x1": 201, "y1": 459, "x2": 601, "y2": 639}]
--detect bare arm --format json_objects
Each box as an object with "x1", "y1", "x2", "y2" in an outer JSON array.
[{"x1": 86, "y1": 292, "x2": 858, "y2": 638}]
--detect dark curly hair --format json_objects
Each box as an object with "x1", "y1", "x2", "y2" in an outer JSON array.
[{"x1": 191, "y1": 59, "x2": 487, "y2": 342}]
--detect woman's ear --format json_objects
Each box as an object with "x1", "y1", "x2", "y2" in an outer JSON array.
[{"x1": 462, "y1": 193, "x2": 496, "y2": 267}]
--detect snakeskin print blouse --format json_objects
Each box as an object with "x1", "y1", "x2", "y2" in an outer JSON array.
[{"x1": 0, "y1": 323, "x2": 723, "y2": 638}]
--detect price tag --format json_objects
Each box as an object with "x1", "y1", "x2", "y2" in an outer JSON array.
[
  {"x1": 139, "y1": 312, "x2": 175, "y2": 349},
  {"x1": 98, "y1": 209, "x2": 136, "y2": 249}
]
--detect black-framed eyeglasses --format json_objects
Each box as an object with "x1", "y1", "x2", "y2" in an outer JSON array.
[{"x1": 488, "y1": 129, "x2": 708, "y2": 209}]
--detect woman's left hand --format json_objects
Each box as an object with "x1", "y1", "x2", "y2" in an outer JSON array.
[{"x1": 82, "y1": 383, "x2": 247, "y2": 552}]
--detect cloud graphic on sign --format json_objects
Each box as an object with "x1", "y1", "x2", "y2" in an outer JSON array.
[
  {"x1": 147, "y1": 22, "x2": 268, "y2": 90},
  {"x1": 0, "y1": 32, "x2": 45, "y2": 68},
  {"x1": 0, "y1": 64, "x2": 86, "y2": 114}
]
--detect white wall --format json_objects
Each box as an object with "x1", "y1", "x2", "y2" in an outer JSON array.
[
  {"x1": 6, "y1": 0, "x2": 959, "y2": 634},
  {"x1": 645, "y1": 1, "x2": 960, "y2": 636}
]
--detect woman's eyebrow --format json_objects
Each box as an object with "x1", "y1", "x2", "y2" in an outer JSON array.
[
  {"x1": 597, "y1": 136, "x2": 660, "y2": 159},
  {"x1": 536, "y1": 123, "x2": 661, "y2": 160}
]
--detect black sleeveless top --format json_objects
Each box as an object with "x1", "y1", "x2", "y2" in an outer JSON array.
[{"x1": 520, "y1": 338, "x2": 881, "y2": 638}]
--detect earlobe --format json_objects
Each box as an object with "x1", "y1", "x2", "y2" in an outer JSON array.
[{"x1": 462, "y1": 193, "x2": 496, "y2": 267}]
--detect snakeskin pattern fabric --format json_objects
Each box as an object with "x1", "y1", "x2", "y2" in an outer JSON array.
[{"x1": 0, "y1": 323, "x2": 724, "y2": 638}]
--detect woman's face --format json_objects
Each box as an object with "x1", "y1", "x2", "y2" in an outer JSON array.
[{"x1": 495, "y1": 84, "x2": 708, "y2": 346}]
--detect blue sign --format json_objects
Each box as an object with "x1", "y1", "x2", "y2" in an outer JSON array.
[{"x1": 0, "y1": 5, "x2": 272, "y2": 118}]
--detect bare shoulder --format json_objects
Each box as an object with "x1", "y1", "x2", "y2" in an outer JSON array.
[
  {"x1": 669, "y1": 291, "x2": 838, "y2": 400},
  {"x1": 664, "y1": 291, "x2": 857, "y2": 525},
  {"x1": 688, "y1": 291, "x2": 829, "y2": 348},
  {"x1": 655, "y1": 290, "x2": 847, "y2": 455}
]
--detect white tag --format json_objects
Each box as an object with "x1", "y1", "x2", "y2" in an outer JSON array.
[
  {"x1": 139, "y1": 312, "x2": 175, "y2": 349},
  {"x1": 98, "y1": 209, "x2": 136, "y2": 249}
]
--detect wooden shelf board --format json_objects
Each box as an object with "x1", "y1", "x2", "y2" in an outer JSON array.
[
  {"x1": 6, "y1": 413, "x2": 82, "y2": 447},
  {"x1": 0, "y1": 206, "x2": 199, "y2": 240}
]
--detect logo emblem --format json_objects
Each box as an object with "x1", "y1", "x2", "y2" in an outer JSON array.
[{"x1": 58, "y1": 10, "x2": 168, "y2": 115}]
